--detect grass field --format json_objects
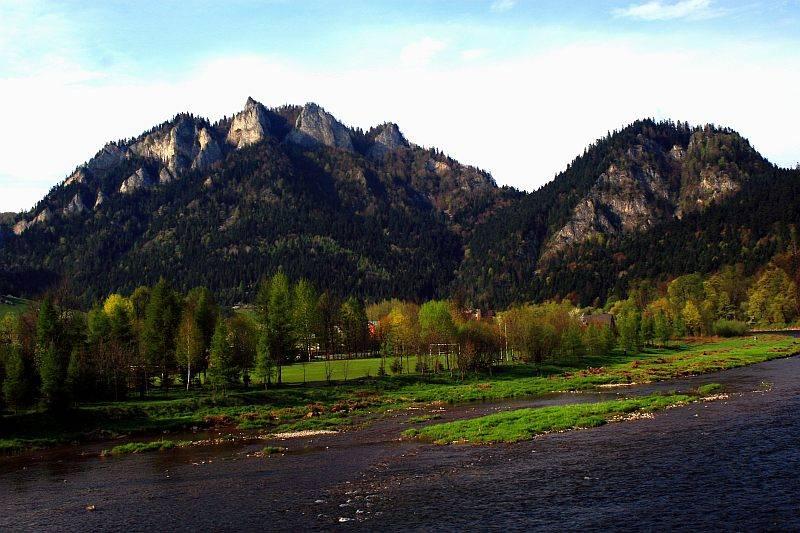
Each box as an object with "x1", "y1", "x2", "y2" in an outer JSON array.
[
  {"x1": 0, "y1": 296, "x2": 32, "y2": 319},
  {"x1": 1, "y1": 335, "x2": 797, "y2": 454},
  {"x1": 404, "y1": 393, "x2": 695, "y2": 444},
  {"x1": 280, "y1": 355, "x2": 446, "y2": 383}
]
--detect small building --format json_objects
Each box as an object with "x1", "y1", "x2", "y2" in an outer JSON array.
[{"x1": 580, "y1": 313, "x2": 616, "y2": 330}]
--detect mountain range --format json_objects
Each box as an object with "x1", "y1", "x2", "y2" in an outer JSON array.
[{"x1": 2, "y1": 98, "x2": 798, "y2": 307}]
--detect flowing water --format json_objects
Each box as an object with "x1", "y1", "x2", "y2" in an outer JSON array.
[{"x1": 2, "y1": 354, "x2": 800, "y2": 531}]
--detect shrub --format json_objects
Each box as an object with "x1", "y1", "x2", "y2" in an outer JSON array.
[
  {"x1": 713, "y1": 319, "x2": 748, "y2": 337},
  {"x1": 390, "y1": 358, "x2": 403, "y2": 374}
]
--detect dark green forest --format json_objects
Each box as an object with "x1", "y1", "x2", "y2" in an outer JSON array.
[{"x1": 1, "y1": 111, "x2": 798, "y2": 311}]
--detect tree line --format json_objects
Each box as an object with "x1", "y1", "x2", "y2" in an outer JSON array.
[
  {"x1": 3, "y1": 252, "x2": 797, "y2": 413},
  {"x1": 0, "y1": 273, "x2": 374, "y2": 412}
]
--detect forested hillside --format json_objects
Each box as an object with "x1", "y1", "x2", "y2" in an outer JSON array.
[
  {"x1": 1, "y1": 105, "x2": 797, "y2": 309},
  {"x1": 0, "y1": 99, "x2": 508, "y2": 304}
]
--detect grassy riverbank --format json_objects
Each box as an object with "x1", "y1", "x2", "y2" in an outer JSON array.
[
  {"x1": 404, "y1": 393, "x2": 696, "y2": 444},
  {"x1": 1, "y1": 335, "x2": 797, "y2": 454}
]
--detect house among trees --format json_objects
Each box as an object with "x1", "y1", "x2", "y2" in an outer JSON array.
[{"x1": 580, "y1": 313, "x2": 616, "y2": 331}]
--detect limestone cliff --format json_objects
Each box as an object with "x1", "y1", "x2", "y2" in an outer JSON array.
[
  {"x1": 286, "y1": 103, "x2": 353, "y2": 151},
  {"x1": 226, "y1": 97, "x2": 271, "y2": 149}
]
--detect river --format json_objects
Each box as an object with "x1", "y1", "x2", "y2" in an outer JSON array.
[{"x1": 2, "y1": 354, "x2": 800, "y2": 531}]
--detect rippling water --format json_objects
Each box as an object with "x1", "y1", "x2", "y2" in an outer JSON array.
[{"x1": 2, "y1": 355, "x2": 800, "y2": 531}]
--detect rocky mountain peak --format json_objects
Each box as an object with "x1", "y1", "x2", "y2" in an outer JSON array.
[
  {"x1": 368, "y1": 122, "x2": 409, "y2": 160},
  {"x1": 286, "y1": 103, "x2": 354, "y2": 152},
  {"x1": 538, "y1": 123, "x2": 770, "y2": 261},
  {"x1": 129, "y1": 116, "x2": 222, "y2": 175},
  {"x1": 227, "y1": 97, "x2": 271, "y2": 149}
]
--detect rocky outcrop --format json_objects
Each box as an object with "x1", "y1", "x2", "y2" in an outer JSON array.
[
  {"x1": 64, "y1": 168, "x2": 88, "y2": 186},
  {"x1": 286, "y1": 103, "x2": 353, "y2": 152},
  {"x1": 12, "y1": 219, "x2": 31, "y2": 235},
  {"x1": 119, "y1": 168, "x2": 154, "y2": 194},
  {"x1": 13, "y1": 208, "x2": 54, "y2": 235},
  {"x1": 675, "y1": 129, "x2": 747, "y2": 217},
  {"x1": 426, "y1": 159, "x2": 451, "y2": 176},
  {"x1": 63, "y1": 194, "x2": 87, "y2": 216},
  {"x1": 542, "y1": 128, "x2": 762, "y2": 259},
  {"x1": 130, "y1": 116, "x2": 222, "y2": 175},
  {"x1": 368, "y1": 123, "x2": 408, "y2": 160},
  {"x1": 87, "y1": 144, "x2": 126, "y2": 172},
  {"x1": 547, "y1": 162, "x2": 674, "y2": 254},
  {"x1": 158, "y1": 167, "x2": 174, "y2": 184},
  {"x1": 94, "y1": 190, "x2": 106, "y2": 209},
  {"x1": 227, "y1": 97, "x2": 271, "y2": 149}
]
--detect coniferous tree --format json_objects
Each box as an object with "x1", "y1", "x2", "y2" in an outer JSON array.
[
  {"x1": 264, "y1": 272, "x2": 294, "y2": 385},
  {"x1": 208, "y1": 319, "x2": 236, "y2": 393},
  {"x1": 36, "y1": 297, "x2": 66, "y2": 410},
  {"x1": 3, "y1": 345, "x2": 30, "y2": 411},
  {"x1": 292, "y1": 279, "x2": 320, "y2": 366},
  {"x1": 140, "y1": 279, "x2": 180, "y2": 389}
]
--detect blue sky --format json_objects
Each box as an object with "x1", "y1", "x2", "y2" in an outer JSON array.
[{"x1": 2, "y1": 0, "x2": 800, "y2": 212}]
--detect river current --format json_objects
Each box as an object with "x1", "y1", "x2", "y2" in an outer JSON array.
[{"x1": 2, "y1": 353, "x2": 799, "y2": 531}]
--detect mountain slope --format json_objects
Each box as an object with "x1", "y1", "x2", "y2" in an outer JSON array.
[
  {"x1": 2, "y1": 110, "x2": 795, "y2": 308},
  {"x1": 454, "y1": 119, "x2": 785, "y2": 307},
  {"x1": 0, "y1": 99, "x2": 508, "y2": 304}
]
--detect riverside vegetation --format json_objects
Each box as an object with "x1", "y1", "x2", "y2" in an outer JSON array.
[
  {"x1": 1, "y1": 333, "x2": 796, "y2": 454},
  {"x1": 2, "y1": 262, "x2": 800, "y2": 454}
]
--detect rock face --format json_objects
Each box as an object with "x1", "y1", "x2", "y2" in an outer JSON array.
[
  {"x1": 119, "y1": 168, "x2": 154, "y2": 194},
  {"x1": 130, "y1": 116, "x2": 222, "y2": 175},
  {"x1": 158, "y1": 167, "x2": 174, "y2": 184},
  {"x1": 11, "y1": 207, "x2": 55, "y2": 235},
  {"x1": 227, "y1": 97, "x2": 271, "y2": 149},
  {"x1": 287, "y1": 103, "x2": 353, "y2": 152},
  {"x1": 368, "y1": 123, "x2": 408, "y2": 160},
  {"x1": 12, "y1": 219, "x2": 30, "y2": 235},
  {"x1": 64, "y1": 168, "x2": 88, "y2": 186},
  {"x1": 547, "y1": 161, "x2": 674, "y2": 254},
  {"x1": 87, "y1": 144, "x2": 126, "y2": 172},
  {"x1": 542, "y1": 128, "x2": 761, "y2": 258},
  {"x1": 675, "y1": 129, "x2": 745, "y2": 217},
  {"x1": 63, "y1": 194, "x2": 87, "y2": 216},
  {"x1": 94, "y1": 190, "x2": 106, "y2": 209}
]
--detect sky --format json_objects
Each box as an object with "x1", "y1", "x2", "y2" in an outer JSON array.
[{"x1": 1, "y1": 0, "x2": 800, "y2": 212}]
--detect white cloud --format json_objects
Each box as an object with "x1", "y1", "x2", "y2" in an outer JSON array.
[
  {"x1": 399, "y1": 37, "x2": 447, "y2": 68},
  {"x1": 2, "y1": 38, "x2": 800, "y2": 213},
  {"x1": 490, "y1": 0, "x2": 517, "y2": 13},
  {"x1": 614, "y1": 0, "x2": 720, "y2": 20},
  {"x1": 461, "y1": 48, "x2": 489, "y2": 61}
]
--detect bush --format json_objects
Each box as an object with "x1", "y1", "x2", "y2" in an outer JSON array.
[
  {"x1": 713, "y1": 319, "x2": 748, "y2": 337},
  {"x1": 390, "y1": 358, "x2": 403, "y2": 375}
]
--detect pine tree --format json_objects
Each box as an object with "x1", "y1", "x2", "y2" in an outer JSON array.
[
  {"x1": 208, "y1": 319, "x2": 236, "y2": 393},
  {"x1": 140, "y1": 279, "x2": 180, "y2": 389},
  {"x1": 38, "y1": 341, "x2": 64, "y2": 410},
  {"x1": 264, "y1": 272, "x2": 294, "y2": 385},
  {"x1": 3, "y1": 345, "x2": 30, "y2": 411},
  {"x1": 292, "y1": 279, "x2": 320, "y2": 363},
  {"x1": 254, "y1": 329, "x2": 274, "y2": 388},
  {"x1": 37, "y1": 297, "x2": 65, "y2": 410}
]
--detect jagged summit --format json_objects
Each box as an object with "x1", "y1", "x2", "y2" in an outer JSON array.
[
  {"x1": 540, "y1": 121, "x2": 769, "y2": 258},
  {"x1": 9, "y1": 99, "x2": 438, "y2": 235},
  {"x1": 227, "y1": 97, "x2": 271, "y2": 149},
  {"x1": 2, "y1": 111, "x2": 787, "y2": 310},
  {"x1": 286, "y1": 102, "x2": 354, "y2": 152},
  {"x1": 368, "y1": 122, "x2": 409, "y2": 160}
]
